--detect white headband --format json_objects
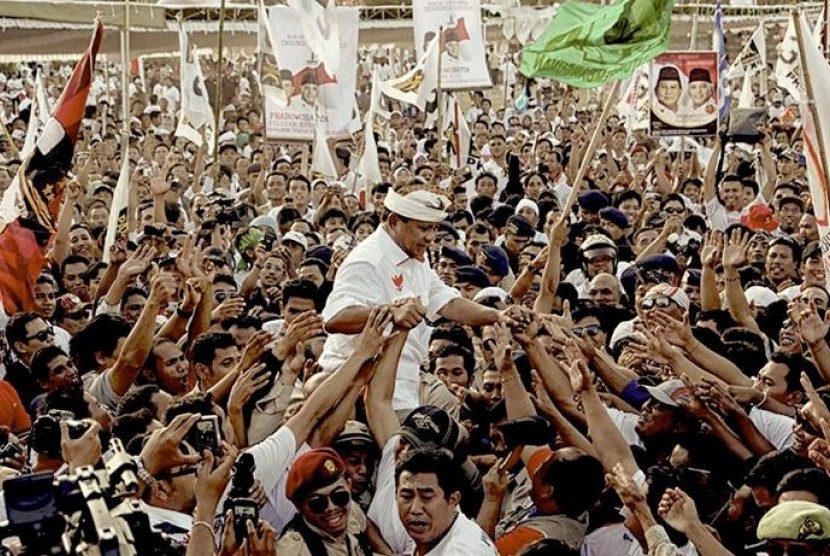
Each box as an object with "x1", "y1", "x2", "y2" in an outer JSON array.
[{"x1": 384, "y1": 189, "x2": 449, "y2": 223}]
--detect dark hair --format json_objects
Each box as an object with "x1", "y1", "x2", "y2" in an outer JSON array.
[
  {"x1": 769, "y1": 351, "x2": 821, "y2": 394},
  {"x1": 61, "y1": 254, "x2": 91, "y2": 275},
  {"x1": 429, "y1": 324, "x2": 474, "y2": 354},
  {"x1": 746, "y1": 450, "x2": 813, "y2": 492},
  {"x1": 70, "y1": 315, "x2": 132, "y2": 373},
  {"x1": 43, "y1": 383, "x2": 91, "y2": 420},
  {"x1": 190, "y1": 332, "x2": 237, "y2": 368},
  {"x1": 212, "y1": 273, "x2": 236, "y2": 289},
  {"x1": 282, "y1": 278, "x2": 320, "y2": 308},
  {"x1": 429, "y1": 343, "x2": 475, "y2": 379},
  {"x1": 112, "y1": 409, "x2": 156, "y2": 447},
  {"x1": 537, "y1": 449, "x2": 605, "y2": 516},
  {"x1": 289, "y1": 175, "x2": 311, "y2": 191},
  {"x1": 164, "y1": 391, "x2": 215, "y2": 425},
  {"x1": 30, "y1": 345, "x2": 68, "y2": 384},
  {"x1": 6, "y1": 311, "x2": 42, "y2": 353},
  {"x1": 777, "y1": 468, "x2": 830, "y2": 507},
  {"x1": 121, "y1": 286, "x2": 148, "y2": 306},
  {"x1": 117, "y1": 384, "x2": 163, "y2": 417},
  {"x1": 769, "y1": 236, "x2": 803, "y2": 265},
  {"x1": 299, "y1": 257, "x2": 329, "y2": 277},
  {"x1": 395, "y1": 447, "x2": 463, "y2": 501}
]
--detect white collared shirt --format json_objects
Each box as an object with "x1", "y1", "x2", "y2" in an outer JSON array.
[
  {"x1": 320, "y1": 226, "x2": 459, "y2": 410},
  {"x1": 423, "y1": 512, "x2": 497, "y2": 555}
]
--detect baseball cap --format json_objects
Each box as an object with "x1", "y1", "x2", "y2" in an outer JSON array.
[
  {"x1": 333, "y1": 421, "x2": 377, "y2": 452},
  {"x1": 399, "y1": 406, "x2": 460, "y2": 450},
  {"x1": 643, "y1": 379, "x2": 691, "y2": 408},
  {"x1": 282, "y1": 231, "x2": 308, "y2": 250}
]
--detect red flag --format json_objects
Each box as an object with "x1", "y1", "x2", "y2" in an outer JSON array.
[
  {"x1": 441, "y1": 17, "x2": 470, "y2": 48},
  {"x1": 0, "y1": 19, "x2": 102, "y2": 315}
]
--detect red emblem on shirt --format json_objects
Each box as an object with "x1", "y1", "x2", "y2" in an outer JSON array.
[{"x1": 392, "y1": 273, "x2": 404, "y2": 292}]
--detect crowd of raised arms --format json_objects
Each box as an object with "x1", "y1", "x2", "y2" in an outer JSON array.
[{"x1": 0, "y1": 45, "x2": 827, "y2": 556}]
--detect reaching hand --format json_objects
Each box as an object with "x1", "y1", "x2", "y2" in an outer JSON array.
[
  {"x1": 607, "y1": 462, "x2": 647, "y2": 509},
  {"x1": 481, "y1": 460, "x2": 510, "y2": 501},
  {"x1": 493, "y1": 323, "x2": 514, "y2": 374},
  {"x1": 118, "y1": 244, "x2": 156, "y2": 278},
  {"x1": 149, "y1": 272, "x2": 178, "y2": 305},
  {"x1": 140, "y1": 414, "x2": 202, "y2": 476},
  {"x1": 228, "y1": 363, "x2": 271, "y2": 415},
  {"x1": 657, "y1": 487, "x2": 703, "y2": 534},
  {"x1": 273, "y1": 311, "x2": 324, "y2": 360},
  {"x1": 60, "y1": 420, "x2": 102, "y2": 472},
  {"x1": 566, "y1": 358, "x2": 593, "y2": 394},
  {"x1": 650, "y1": 311, "x2": 694, "y2": 349},
  {"x1": 701, "y1": 230, "x2": 724, "y2": 269},
  {"x1": 354, "y1": 306, "x2": 395, "y2": 360},
  {"x1": 723, "y1": 229, "x2": 749, "y2": 271},
  {"x1": 795, "y1": 302, "x2": 830, "y2": 346},
  {"x1": 390, "y1": 297, "x2": 427, "y2": 330},
  {"x1": 194, "y1": 444, "x2": 238, "y2": 512},
  {"x1": 211, "y1": 297, "x2": 246, "y2": 323}
]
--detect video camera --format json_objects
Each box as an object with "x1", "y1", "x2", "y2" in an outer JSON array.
[
  {"x1": 0, "y1": 438, "x2": 178, "y2": 556},
  {"x1": 223, "y1": 453, "x2": 258, "y2": 545}
]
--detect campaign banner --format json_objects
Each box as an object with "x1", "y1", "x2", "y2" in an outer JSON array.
[
  {"x1": 649, "y1": 51, "x2": 718, "y2": 137},
  {"x1": 413, "y1": 0, "x2": 492, "y2": 90},
  {"x1": 265, "y1": 6, "x2": 358, "y2": 141}
]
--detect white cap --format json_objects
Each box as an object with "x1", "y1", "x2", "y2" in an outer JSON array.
[
  {"x1": 282, "y1": 231, "x2": 308, "y2": 250},
  {"x1": 745, "y1": 285, "x2": 780, "y2": 308},
  {"x1": 473, "y1": 287, "x2": 509, "y2": 304}
]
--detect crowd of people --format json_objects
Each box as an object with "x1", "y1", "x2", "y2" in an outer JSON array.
[{"x1": 0, "y1": 32, "x2": 827, "y2": 556}]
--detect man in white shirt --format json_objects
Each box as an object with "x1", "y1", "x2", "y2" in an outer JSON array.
[
  {"x1": 396, "y1": 448, "x2": 497, "y2": 555},
  {"x1": 320, "y1": 188, "x2": 513, "y2": 411}
]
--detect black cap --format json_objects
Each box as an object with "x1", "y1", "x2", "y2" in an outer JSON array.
[
  {"x1": 505, "y1": 215, "x2": 535, "y2": 238},
  {"x1": 399, "y1": 406, "x2": 461, "y2": 450},
  {"x1": 455, "y1": 266, "x2": 490, "y2": 289},
  {"x1": 688, "y1": 68, "x2": 711, "y2": 84},
  {"x1": 440, "y1": 246, "x2": 474, "y2": 266}
]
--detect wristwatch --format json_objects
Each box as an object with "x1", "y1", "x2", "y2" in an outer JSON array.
[{"x1": 135, "y1": 457, "x2": 159, "y2": 490}]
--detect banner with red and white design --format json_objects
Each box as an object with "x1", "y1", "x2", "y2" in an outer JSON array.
[
  {"x1": 264, "y1": 6, "x2": 358, "y2": 141},
  {"x1": 413, "y1": 0, "x2": 492, "y2": 90}
]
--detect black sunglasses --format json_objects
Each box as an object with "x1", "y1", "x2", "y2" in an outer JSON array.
[
  {"x1": 306, "y1": 489, "x2": 350, "y2": 514},
  {"x1": 573, "y1": 324, "x2": 600, "y2": 337},
  {"x1": 26, "y1": 326, "x2": 54, "y2": 343},
  {"x1": 214, "y1": 291, "x2": 239, "y2": 303}
]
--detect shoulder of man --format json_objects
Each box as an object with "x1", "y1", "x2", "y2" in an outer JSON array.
[{"x1": 275, "y1": 529, "x2": 311, "y2": 555}]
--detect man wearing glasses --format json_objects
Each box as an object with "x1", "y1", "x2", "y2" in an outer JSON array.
[
  {"x1": 5, "y1": 311, "x2": 57, "y2": 412},
  {"x1": 279, "y1": 447, "x2": 374, "y2": 555}
]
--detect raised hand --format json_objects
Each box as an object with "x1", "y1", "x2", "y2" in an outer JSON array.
[
  {"x1": 657, "y1": 487, "x2": 703, "y2": 534},
  {"x1": 795, "y1": 301, "x2": 830, "y2": 346},
  {"x1": 701, "y1": 230, "x2": 724, "y2": 269},
  {"x1": 118, "y1": 244, "x2": 156, "y2": 278},
  {"x1": 273, "y1": 311, "x2": 324, "y2": 360},
  {"x1": 354, "y1": 306, "x2": 395, "y2": 360},
  {"x1": 149, "y1": 272, "x2": 178, "y2": 305},
  {"x1": 194, "y1": 444, "x2": 239, "y2": 512},
  {"x1": 481, "y1": 460, "x2": 510, "y2": 501},
  {"x1": 140, "y1": 414, "x2": 202, "y2": 476},
  {"x1": 60, "y1": 420, "x2": 102, "y2": 471},
  {"x1": 723, "y1": 229, "x2": 749, "y2": 271},
  {"x1": 566, "y1": 358, "x2": 593, "y2": 394}
]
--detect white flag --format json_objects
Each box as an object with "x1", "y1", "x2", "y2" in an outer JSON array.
[
  {"x1": 738, "y1": 73, "x2": 755, "y2": 108},
  {"x1": 288, "y1": 0, "x2": 340, "y2": 73},
  {"x1": 797, "y1": 10, "x2": 830, "y2": 288},
  {"x1": 814, "y1": 8, "x2": 825, "y2": 48},
  {"x1": 369, "y1": 69, "x2": 390, "y2": 120},
  {"x1": 728, "y1": 22, "x2": 766, "y2": 78},
  {"x1": 311, "y1": 120, "x2": 337, "y2": 179},
  {"x1": 444, "y1": 94, "x2": 471, "y2": 170},
  {"x1": 103, "y1": 154, "x2": 130, "y2": 264},
  {"x1": 0, "y1": 83, "x2": 41, "y2": 234},
  {"x1": 258, "y1": 0, "x2": 288, "y2": 108},
  {"x1": 380, "y1": 37, "x2": 439, "y2": 112},
  {"x1": 776, "y1": 17, "x2": 802, "y2": 102},
  {"x1": 177, "y1": 20, "x2": 214, "y2": 145},
  {"x1": 356, "y1": 112, "x2": 382, "y2": 185},
  {"x1": 35, "y1": 72, "x2": 49, "y2": 125}
]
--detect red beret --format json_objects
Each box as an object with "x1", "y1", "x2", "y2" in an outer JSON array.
[{"x1": 285, "y1": 448, "x2": 346, "y2": 502}]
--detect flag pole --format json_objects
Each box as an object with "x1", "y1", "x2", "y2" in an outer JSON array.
[
  {"x1": 121, "y1": 0, "x2": 130, "y2": 136},
  {"x1": 213, "y1": 0, "x2": 227, "y2": 159},
  {"x1": 436, "y1": 26, "x2": 445, "y2": 175},
  {"x1": 794, "y1": 9, "x2": 830, "y2": 196},
  {"x1": 556, "y1": 79, "x2": 622, "y2": 227}
]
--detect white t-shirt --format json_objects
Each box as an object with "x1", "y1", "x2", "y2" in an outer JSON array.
[
  {"x1": 749, "y1": 407, "x2": 795, "y2": 451},
  {"x1": 320, "y1": 227, "x2": 459, "y2": 410},
  {"x1": 368, "y1": 435, "x2": 414, "y2": 554},
  {"x1": 605, "y1": 406, "x2": 645, "y2": 448},
  {"x1": 704, "y1": 193, "x2": 766, "y2": 231},
  {"x1": 424, "y1": 512, "x2": 497, "y2": 555}
]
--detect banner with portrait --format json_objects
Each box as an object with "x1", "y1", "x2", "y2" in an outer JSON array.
[
  {"x1": 413, "y1": 0, "x2": 492, "y2": 90},
  {"x1": 649, "y1": 51, "x2": 718, "y2": 137},
  {"x1": 265, "y1": 6, "x2": 359, "y2": 141}
]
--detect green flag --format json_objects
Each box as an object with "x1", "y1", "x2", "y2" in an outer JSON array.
[{"x1": 520, "y1": 0, "x2": 674, "y2": 88}]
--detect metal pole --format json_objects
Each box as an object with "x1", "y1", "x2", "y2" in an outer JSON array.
[
  {"x1": 213, "y1": 0, "x2": 227, "y2": 159},
  {"x1": 121, "y1": 0, "x2": 130, "y2": 135}
]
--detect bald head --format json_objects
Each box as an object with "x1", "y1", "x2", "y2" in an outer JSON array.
[{"x1": 588, "y1": 273, "x2": 621, "y2": 305}]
